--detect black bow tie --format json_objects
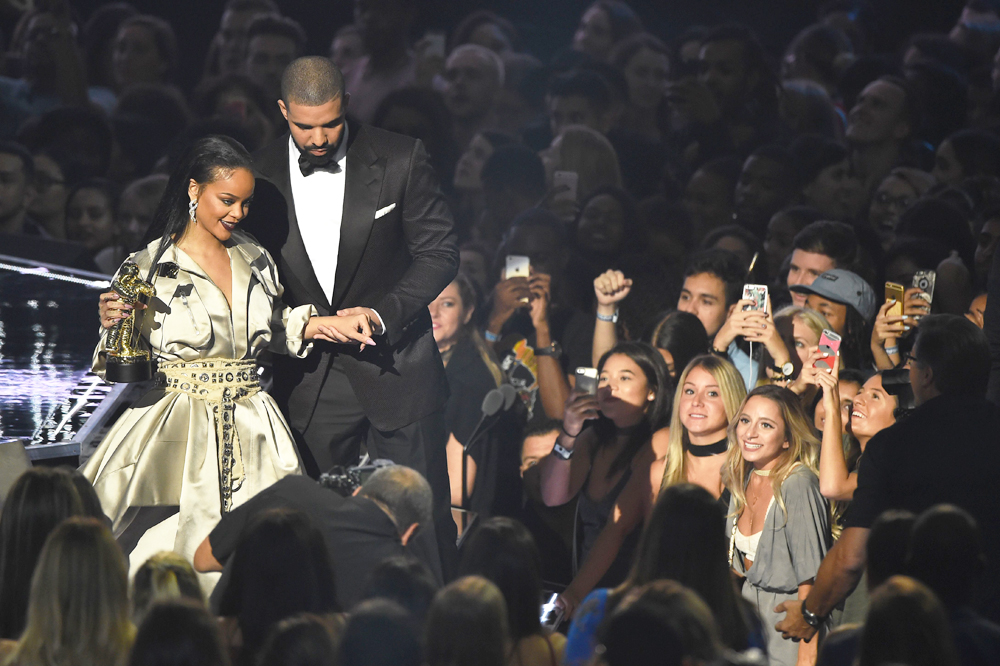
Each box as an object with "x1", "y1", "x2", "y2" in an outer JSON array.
[{"x1": 298, "y1": 152, "x2": 341, "y2": 177}]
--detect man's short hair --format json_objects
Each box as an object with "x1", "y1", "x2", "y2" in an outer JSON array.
[
  {"x1": 913, "y1": 314, "x2": 990, "y2": 397},
  {"x1": 359, "y1": 466, "x2": 433, "y2": 535},
  {"x1": 547, "y1": 70, "x2": 613, "y2": 115},
  {"x1": 246, "y1": 14, "x2": 307, "y2": 54},
  {"x1": 281, "y1": 56, "x2": 344, "y2": 105},
  {"x1": 792, "y1": 220, "x2": 858, "y2": 268},
  {"x1": 480, "y1": 144, "x2": 546, "y2": 199},
  {"x1": 0, "y1": 141, "x2": 35, "y2": 180},
  {"x1": 683, "y1": 248, "x2": 745, "y2": 308},
  {"x1": 447, "y1": 44, "x2": 505, "y2": 87}
]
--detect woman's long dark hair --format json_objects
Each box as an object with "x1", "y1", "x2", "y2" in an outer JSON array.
[
  {"x1": 621, "y1": 483, "x2": 753, "y2": 651},
  {"x1": 592, "y1": 341, "x2": 673, "y2": 479},
  {"x1": 650, "y1": 310, "x2": 709, "y2": 380},
  {"x1": 458, "y1": 518, "x2": 543, "y2": 642},
  {"x1": 0, "y1": 468, "x2": 84, "y2": 639},
  {"x1": 841, "y1": 304, "x2": 874, "y2": 370},
  {"x1": 142, "y1": 135, "x2": 253, "y2": 282},
  {"x1": 217, "y1": 509, "x2": 339, "y2": 666}
]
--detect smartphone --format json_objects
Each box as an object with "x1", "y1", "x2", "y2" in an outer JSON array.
[
  {"x1": 742, "y1": 284, "x2": 768, "y2": 311},
  {"x1": 423, "y1": 30, "x2": 446, "y2": 58},
  {"x1": 552, "y1": 170, "x2": 579, "y2": 202},
  {"x1": 575, "y1": 367, "x2": 599, "y2": 395},
  {"x1": 885, "y1": 282, "x2": 905, "y2": 317},
  {"x1": 912, "y1": 270, "x2": 936, "y2": 308},
  {"x1": 815, "y1": 329, "x2": 842, "y2": 371},
  {"x1": 540, "y1": 592, "x2": 565, "y2": 631},
  {"x1": 504, "y1": 255, "x2": 530, "y2": 280}
]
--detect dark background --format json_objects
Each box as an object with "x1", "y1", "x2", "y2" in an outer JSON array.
[{"x1": 26, "y1": 0, "x2": 970, "y2": 93}]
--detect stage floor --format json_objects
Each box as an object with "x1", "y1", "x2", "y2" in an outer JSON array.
[{"x1": 0, "y1": 256, "x2": 107, "y2": 446}]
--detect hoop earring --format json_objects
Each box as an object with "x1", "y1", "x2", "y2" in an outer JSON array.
[{"x1": 189, "y1": 199, "x2": 198, "y2": 223}]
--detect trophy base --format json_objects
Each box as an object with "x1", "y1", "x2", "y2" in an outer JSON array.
[{"x1": 106, "y1": 358, "x2": 152, "y2": 383}]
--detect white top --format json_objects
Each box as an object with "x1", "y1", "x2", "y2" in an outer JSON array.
[
  {"x1": 287, "y1": 127, "x2": 349, "y2": 305},
  {"x1": 735, "y1": 497, "x2": 774, "y2": 562}
]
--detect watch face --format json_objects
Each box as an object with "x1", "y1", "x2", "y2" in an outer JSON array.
[{"x1": 781, "y1": 362, "x2": 794, "y2": 376}]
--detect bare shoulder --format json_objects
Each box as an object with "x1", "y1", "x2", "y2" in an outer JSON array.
[{"x1": 650, "y1": 426, "x2": 671, "y2": 458}]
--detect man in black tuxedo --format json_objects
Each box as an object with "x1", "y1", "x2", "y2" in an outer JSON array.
[{"x1": 243, "y1": 57, "x2": 459, "y2": 573}]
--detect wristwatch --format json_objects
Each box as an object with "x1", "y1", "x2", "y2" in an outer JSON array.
[
  {"x1": 771, "y1": 361, "x2": 794, "y2": 379},
  {"x1": 535, "y1": 341, "x2": 562, "y2": 358},
  {"x1": 552, "y1": 442, "x2": 574, "y2": 460},
  {"x1": 801, "y1": 602, "x2": 825, "y2": 628}
]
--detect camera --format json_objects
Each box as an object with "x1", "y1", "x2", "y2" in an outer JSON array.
[
  {"x1": 318, "y1": 459, "x2": 396, "y2": 496},
  {"x1": 881, "y1": 368, "x2": 916, "y2": 420}
]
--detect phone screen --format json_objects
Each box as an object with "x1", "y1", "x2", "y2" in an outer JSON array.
[
  {"x1": 540, "y1": 592, "x2": 564, "y2": 630},
  {"x1": 742, "y1": 284, "x2": 768, "y2": 311}
]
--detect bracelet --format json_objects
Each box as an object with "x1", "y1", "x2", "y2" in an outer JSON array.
[
  {"x1": 884, "y1": 345, "x2": 899, "y2": 355},
  {"x1": 552, "y1": 442, "x2": 574, "y2": 460},
  {"x1": 484, "y1": 329, "x2": 499, "y2": 342},
  {"x1": 561, "y1": 424, "x2": 582, "y2": 438},
  {"x1": 596, "y1": 308, "x2": 618, "y2": 323},
  {"x1": 709, "y1": 347, "x2": 728, "y2": 358}
]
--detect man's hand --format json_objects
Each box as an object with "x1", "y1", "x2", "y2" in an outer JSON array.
[
  {"x1": 528, "y1": 273, "x2": 552, "y2": 329},
  {"x1": 774, "y1": 599, "x2": 818, "y2": 642},
  {"x1": 310, "y1": 308, "x2": 380, "y2": 350},
  {"x1": 487, "y1": 277, "x2": 531, "y2": 333},
  {"x1": 99, "y1": 290, "x2": 144, "y2": 329}
]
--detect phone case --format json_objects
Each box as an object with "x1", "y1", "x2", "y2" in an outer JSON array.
[
  {"x1": 815, "y1": 329, "x2": 842, "y2": 371},
  {"x1": 575, "y1": 367, "x2": 599, "y2": 395},
  {"x1": 912, "y1": 270, "x2": 936, "y2": 304},
  {"x1": 504, "y1": 255, "x2": 530, "y2": 280},
  {"x1": 885, "y1": 282, "x2": 905, "y2": 317},
  {"x1": 552, "y1": 170, "x2": 579, "y2": 201}
]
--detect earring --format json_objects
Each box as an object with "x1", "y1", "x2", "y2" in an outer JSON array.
[{"x1": 189, "y1": 199, "x2": 198, "y2": 223}]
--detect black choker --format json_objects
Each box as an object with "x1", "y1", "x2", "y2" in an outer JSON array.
[{"x1": 687, "y1": 438, "x2": 728, "y2": 457}]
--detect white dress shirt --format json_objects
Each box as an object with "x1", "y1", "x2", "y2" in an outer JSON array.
[{"x1": 287, "y1": 127, "x2": 385, "y2": 334}]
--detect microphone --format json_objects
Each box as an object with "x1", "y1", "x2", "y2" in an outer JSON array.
[
  {"x1": 499, "y1": 383, "x2": 517, "y2": 411},
  {"x1": 463, "y1": 388, "x2": 505, "y2": 453}
]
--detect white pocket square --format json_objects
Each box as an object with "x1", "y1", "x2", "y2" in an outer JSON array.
[{"x1": 375, "y1": 203, "x2": 396, "y2": 219}]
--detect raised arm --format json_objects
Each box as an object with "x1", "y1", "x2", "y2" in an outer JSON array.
[
  {"x1": 812, "y1": 363, "x2": 857, "y2": 501},
  {"x1": 591, "y1": 270, "x2": 632, "y2": 367},
  {"x1": 538, "y1": 391, "x2": 599, "y2": 506}
]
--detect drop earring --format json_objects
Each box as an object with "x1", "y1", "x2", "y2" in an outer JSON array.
[{"x1": 189, "y1": 199, "x2": 198, "y2": 223}]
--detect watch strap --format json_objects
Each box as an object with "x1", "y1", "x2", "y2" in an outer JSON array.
[{"x1": 552, "y1": 442, "x2": 574, "y2": 460}]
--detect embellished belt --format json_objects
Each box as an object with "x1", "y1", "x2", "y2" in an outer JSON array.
[{"x1": 159, "y1": 358, "x2": 259, "y2": 512}]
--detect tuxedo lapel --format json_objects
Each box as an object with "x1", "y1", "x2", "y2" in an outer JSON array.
[
  {"x1": 257, "y1": 139, "x2": 331, "y2": 310},
  {"x1": 332, "y1": 125, "x2": 384, "y2": 311}
]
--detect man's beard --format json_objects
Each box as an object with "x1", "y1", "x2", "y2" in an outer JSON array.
[{"x1": 295, "y1": 137, "x2": 341, "y2": 167}]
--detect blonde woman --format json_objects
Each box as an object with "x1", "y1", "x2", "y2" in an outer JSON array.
[
  {"x1": 557, "y1": 354, "x2": 746, "y2": 615},
  {"x1": 724, "y1": 385, "x2": 831, "y2": 666},
  {"x1": 131, "y1": 552, "x2": 205, "y2": 625},
  {"x1": 5, "y1": 517, "x2": 134, "y2": 666}
]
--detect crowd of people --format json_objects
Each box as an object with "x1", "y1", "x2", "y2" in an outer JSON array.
[{"x1": 2, "y1": 0, "x2": 1000, "y2": 665}]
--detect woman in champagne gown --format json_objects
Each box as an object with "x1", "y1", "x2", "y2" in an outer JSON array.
[{"x1": 84, "y1": 136, "x2": 353, "y2": 581}]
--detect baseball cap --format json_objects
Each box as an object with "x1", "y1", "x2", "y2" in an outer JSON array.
[{"x1": 789, "y1": 269, "x2": 877, "y2": 321}]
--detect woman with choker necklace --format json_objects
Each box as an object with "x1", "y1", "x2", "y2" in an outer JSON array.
[
  {"x1": 538, "y1": 342, "x2": 671, "y2": 603},
  {"x1": 724, "y1": 385, "x2": 831, "y2": 666},
  {"x1": 556, "y1": 354, "x2": 745, "y2": 617}
]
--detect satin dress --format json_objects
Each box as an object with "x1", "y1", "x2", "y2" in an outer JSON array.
[{"x1": 82, "y1": 230, "x2": 313, "y2": 581}]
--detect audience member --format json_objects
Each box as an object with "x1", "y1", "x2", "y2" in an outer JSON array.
[
  {"x1": 726, "y1": 385, "x2": 830, "y2": 666},
  {"x1": 5, "y1": 517, "x2": 133, "y2": 666},
  {"x1": 343, "y1": 0, "x2": 418, "y2": 124},
  {"x1": 450, "y1": 10, "x2": 519, "y2": 54},
  {"x1": 243, "y1": 15, "x2": 305, "y2": 103},
  {"x1": 339, "y1": 600, "x2": 420, "y2": 666},
  {"x1": 678, "y1": 248, "x2": 745, "y2": 339},
  {"x1": 118, "y1": 174, "x2": 169, "y2": 253},
  {"x1": 131, "y1": 552, "x2": 206, "y2": 626},
  {"x1": 257, "y1": 614, "x2": 338, "y2": 666},
  {"x1": 474, "y1": 144, "x2": 546, "y2": 252},
  {"x1": 790, "y1": 268, "x2": 877, "y2": 369},
  {"x1": 571, "y1": 2, "x2": 643, "y2": 62},
  {"x1": 203, "y1": 0, "x2": 279, "y2": 82},
  {"x1": 112, "y1": 15, "x2": 177, "y2": 93},
  {"x1": 459, "y1": 518, "x2": 566, "y2": 666},
  {"x1": 424, "y1": 576, "x2": 510, "y2": 666},
  {"x1": 0, "y1": 468, "x2": 84, "y2": 640},
  {"x1": 932, "y1": 128, "x2": 1000, "y2": 186},
  {"x1": 25, "y1": 149, "x2": 70, "y2": 239},
  {"x1": 0, "y1": 141, "x2": 40, "y2": 236},
  {"x1": 789, "y1": 134, "x2": 863, "y2": 221},
  {"x1": 442, "y1": 45, "x2": 503, "y2": 151},
  {"x1": 359, "y1": 555, "x2": 438, "y2": 625},
  {"x1": 682, "y1": 156, "x2": 742, "y2": 244},
  {"x1": 733, "y1": 144, "x2": 799, "y2": 238},
  {"x1": 81, "y1": 3, "x2": 138, "y2": 91},
  {"x1": 867, "y1": 166, "x2": 936, "y2": 250},
  {"x1": 128, "y1": 600, "x2": 229, "y2": 666},
  {"x1": 764, "y1": 206, "x2": 824, "y2": 283},
  {"x1": 786, "y1": 221, "x2": 860, "y2": 307},
  {"x1": 845, "y1": 76, "x2": 920, "y2": 195},
  {"x1": 65, "y1": 178, "x2": 119, "y2": 273},
  {"x1": 610, "y1": 34, "x2": 669, "y2": 141}
]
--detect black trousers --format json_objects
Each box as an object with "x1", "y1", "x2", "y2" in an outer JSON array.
[{"x1": 289, "y1": 359, "x2": 457, "y2": 581}]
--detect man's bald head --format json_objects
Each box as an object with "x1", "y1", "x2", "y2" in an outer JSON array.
[{"x1": 281, "y1": 56, "x2": 345, "y2": 105}]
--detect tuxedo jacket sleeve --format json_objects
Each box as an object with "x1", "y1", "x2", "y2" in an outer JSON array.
[{"x1": 245, "y1": 124, "x2": 459, "y2": 430}]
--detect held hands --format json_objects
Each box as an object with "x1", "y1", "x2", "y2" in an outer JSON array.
[
  {"x1": 99, "y1": 290, "x2": 145, "y2": 329},
  {"x1": 310, "y1": 307, "x2": 383, "y2": 351},
  {"x1": 593, "y1": 270, "x2": 632, "y2": 308}
]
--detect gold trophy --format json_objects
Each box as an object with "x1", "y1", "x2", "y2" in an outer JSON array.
[{"x1": 105, "y1": 261, "x2": 156, "y2": 383}]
